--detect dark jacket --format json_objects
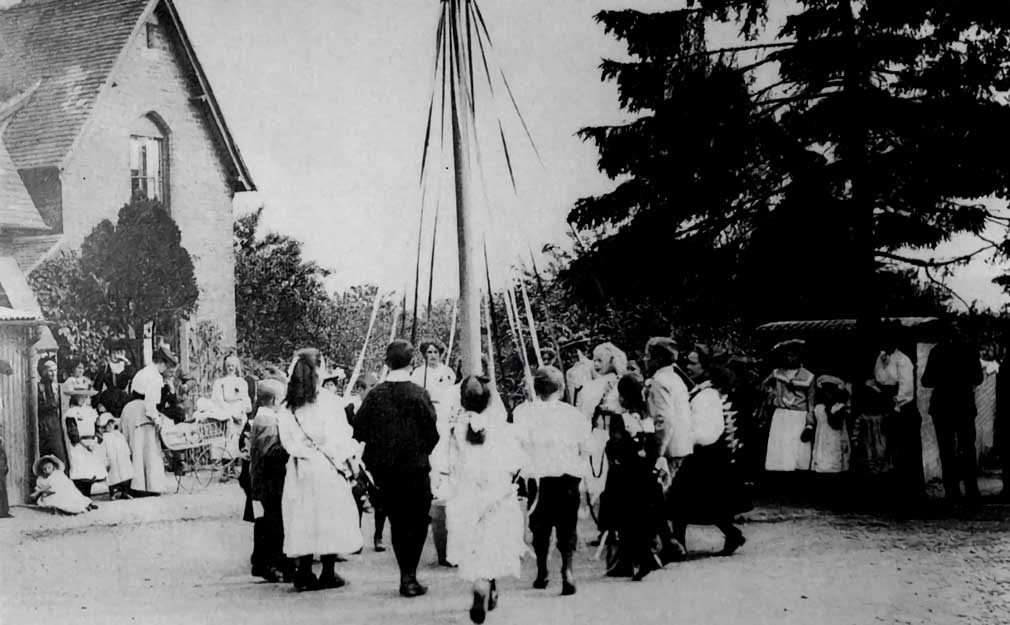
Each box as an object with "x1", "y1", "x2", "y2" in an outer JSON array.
[
  {"x1": 922, "y1": 340, "x2": 983, "y2": 419},
  {"x1": 249, "y1": 408, "x2": 288, "y2": 501},
  {"x1": 354, "y1": 379, "x2": 439, "y2": 474}
]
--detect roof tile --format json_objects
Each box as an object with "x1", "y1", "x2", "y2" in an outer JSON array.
[{"x1": 0, "y1": 0, "x2": 151, "y2": 169}]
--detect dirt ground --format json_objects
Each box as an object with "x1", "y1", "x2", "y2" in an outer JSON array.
[{"x1": 2, "y1": 483, "x2": 1008, "y2": 625}]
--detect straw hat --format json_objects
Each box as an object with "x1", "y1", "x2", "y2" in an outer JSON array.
[
  {"x1": 96, "y1": 413, "x2": 116, "y2": 428},
  {"x1": 771, "y1": 338, "x2": 806, "y2": 355},
  {"x1": 33, "y1": 454, "x2": 65, "y2": 476},
  {"x1": 64, "y1": 381, "x2": 98, "y2": 398}
]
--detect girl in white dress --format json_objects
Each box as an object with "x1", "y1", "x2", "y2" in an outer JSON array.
[
  {"x1": 810, "y1": 376, "x2": 851, "y2": 473},
  {"x1": 97, "y1": 412, "x2": 134, "y2": 499},
  {"x1": 277, "y1": 349, "x2": 363, "y2": 591},
  {"x1": 446, "y1": 376, "x2": 526, "y2": 624},
  {"x1": 30, "y1": 455, "x2": 96, "y2": 514},
  {"x1": 211, "y1": 355, "x2": 253, "y2": 458},
  {"x1": 576, "y1": 342, "x2": 628, "y2": 510}
]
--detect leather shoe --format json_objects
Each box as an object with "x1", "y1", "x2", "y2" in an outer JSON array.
[
  {"x1": 399, "y1": 579, "x2": 428, "y2": 598},
  {"x1": 318, "y1": 573, "x2": 346, "y2": 589}
]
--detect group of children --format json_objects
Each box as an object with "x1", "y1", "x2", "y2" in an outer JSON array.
[{"x1": 31, "y1": 392, "x2": 135, "y2": 514}]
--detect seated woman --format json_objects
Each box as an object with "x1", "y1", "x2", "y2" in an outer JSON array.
[{"x1": 30, "y1": 455, "x2": 97, "y2": 514}]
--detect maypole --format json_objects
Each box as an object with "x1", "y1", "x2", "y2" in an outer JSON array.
[{"x1": 447, "y1": 0, "x2": 482, "y2": 377}]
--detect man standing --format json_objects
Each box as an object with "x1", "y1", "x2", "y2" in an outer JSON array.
[
  {"x1": 872, "y1": 324, "x2": 926, "y2": 508},
  {"x1": 354, "y1": 339, "x2": 439, "y2": 597},
  {"x1": 922, "y1": 325, "x2": 984, "y2": 502},
  {"x1": 37, "y1": 357, "x2": 65, "y2": 465},
  {"x1": 644, "y1": 337, "x2": 692, "y2": 560}
]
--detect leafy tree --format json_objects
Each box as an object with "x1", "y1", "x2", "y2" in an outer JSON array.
[
  {"x1": 572, "y1": 2, "x2": 1010, "y2": 321},
  {"x1": 29, "y1": 197, "x2": 199, "y2": 371},
  {"x1": 234, "y1": 207, "x2": 337, "y2": 363},
  {"x1": 28, "y1": 251, "x2": 110, "y2": 371},
  {"x1": 79, "y1": 196, "x2": 199, "y2": 341}
]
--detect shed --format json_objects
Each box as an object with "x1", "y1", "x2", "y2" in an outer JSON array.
[{"x1": 755, "y1": 317, "x2": 949, "y2": 483}]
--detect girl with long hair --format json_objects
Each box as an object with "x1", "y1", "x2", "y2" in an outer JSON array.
[{"x1": 276, "y1": 349, "x2": 362, "y2": 591}]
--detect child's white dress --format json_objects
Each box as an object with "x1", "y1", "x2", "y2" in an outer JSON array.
[
  {"x1": 811, "y1": 404, "x2": 850, "y2": 473},
  {"x1": 101, "y1": 429, "x2": 135, "y2": 486},
  {"x1": 36, "y1": 471, "x2": 91, "y2": 514},
  {"x1": 446, "y1": 405, "x2": 527, "y2": 582},
  {"x1": 65, "y1": 406, "x2": 107, "y2": 482}
]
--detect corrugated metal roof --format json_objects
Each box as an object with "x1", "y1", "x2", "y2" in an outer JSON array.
[
  {"x1": 756, "y1": 317, "x2": 941, "y2": 334},
  {"x1": 0, "y1": 305, "x2": 41, "y2": 322}
]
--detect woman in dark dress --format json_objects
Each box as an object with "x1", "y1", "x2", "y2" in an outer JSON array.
[
  {"x1": 600, "y1": 374, "x2": 665, "y2": 580},
  {"x1": 666, "y1": 345, "x2": 752, "y2": 557},
  {"x1": 92, "y1": 340, "x2": 136, "y2": 418}
]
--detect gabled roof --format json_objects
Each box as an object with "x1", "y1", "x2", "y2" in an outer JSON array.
[
  {"x1": 0, "y1": 86, "x2": 49, "y2": 231},
  {"x1": 0, "y1": 0, "x2": 255, "y2": 190}
]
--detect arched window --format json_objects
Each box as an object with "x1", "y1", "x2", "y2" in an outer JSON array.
[{"x1": 129, "y1": 114, "x2": 169, "y2": 208}]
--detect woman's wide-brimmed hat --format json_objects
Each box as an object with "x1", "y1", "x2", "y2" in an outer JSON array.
[
  {"x1": 107, "y1": 337, "x2": 131, "y2": 352},
  {"x1": 771, "y1": 338, "x2": 806, "y2": 355},
  {"x1": 153, "y1": 345, "x2": 178, "y2": 367},
  {"x1": 96, "y1": 413, "x2": 117, "y2": 428},
  {"x1": 33, "y1": 454, "x2": 65, "y2": 476},
  {"x1": 64, "y1": 382, "x2": 98, "y2": 397}
]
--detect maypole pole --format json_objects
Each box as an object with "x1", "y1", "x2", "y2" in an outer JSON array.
[{"x1": 447, "y1": 0, "x2": 482, "y2": 377}]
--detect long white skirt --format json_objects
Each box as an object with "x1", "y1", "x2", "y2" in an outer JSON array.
[
  {"x1": 446, "y1": 486, "x2": 525, "y2": 582},
  {"x1": 282, "y1": 454, "x2": 362, "y2": 558},
  {"x1": 765, "y1": 408, "x2": 812, "y2": 471},
  {"x1": 812, "y1": 407, "x2": 850, "y2": 473}
]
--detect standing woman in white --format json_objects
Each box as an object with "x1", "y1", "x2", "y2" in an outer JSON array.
[{"x1": 763, "y1": 340, "x2": 815, "y2": 472}]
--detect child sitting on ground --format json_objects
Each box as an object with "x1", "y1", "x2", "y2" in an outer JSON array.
[{"x1": 30, "y1": 455, "x2": 97, "y2": 514}]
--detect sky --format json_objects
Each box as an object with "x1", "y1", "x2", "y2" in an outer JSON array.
[{"x1": 87, "y1": 1, "x2": 1010, "y2": 309}]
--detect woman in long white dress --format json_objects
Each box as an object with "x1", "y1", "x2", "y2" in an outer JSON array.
[
  {"x1": 277, "y1": 349, "x2": 363, "y2": 591},
  {"x1": 763, "y1": 340, "x2": 815, "y2": 472},
  {"x1": 445, "y1": 376, "x2": 526, "y2": 624}
]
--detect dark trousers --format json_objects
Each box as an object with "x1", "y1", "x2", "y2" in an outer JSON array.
[
  {"x1": 887, "y1": 405, "x2": 927, "y2": 504},
  {"x1": 374, "y1": 469, "x2": 432, "y2": 580},
  {"x1": 0, "y1": 471, "x2": 8, "y2": 517},
  {"x1": 252, "y1": 495, "x2": 290, "y2": 573},
  {"x1": 933, "y1": 414, "x2": 980, "y2": 498},
  {"x1": 529, "y1": 475, "x2": 581, "y2": 557}
]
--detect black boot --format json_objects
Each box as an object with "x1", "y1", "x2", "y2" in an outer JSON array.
[
  {"x1": 318, "y1": 554, "x2": 346, "y2": 589},
  {"x1": 560, "y1": 550, "x2": 576, "y2": 596},
  {"x1": 293, "y1": 556, "x2": 318, "y2": 592},
  {"x1": 470, "y1": 584, "x2": 488, "y2": 624},
  {"x1": 399, "y1": 572, "x2": 427, "y2": 597},
  {"x1": 533, "y1": 550, "x2": 549, "y2": 589},
  {"x1": 488, "y1": 579, "x2": 498, "y2": 611}
]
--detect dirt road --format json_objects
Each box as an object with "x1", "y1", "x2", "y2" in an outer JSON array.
[{"x1": 2, "y1": 485, "x2": 1007, "y2": 625}]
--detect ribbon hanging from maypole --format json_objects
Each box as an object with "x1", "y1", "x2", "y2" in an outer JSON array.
[{"x1": 344, "y1": 287, "x2": 384, "y2": 399}]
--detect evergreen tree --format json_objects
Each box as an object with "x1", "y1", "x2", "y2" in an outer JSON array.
[{"x1": 572, "y1": 2, "x2": 1010, "y2": 320}]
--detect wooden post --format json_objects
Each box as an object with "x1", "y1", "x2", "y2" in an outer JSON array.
[{"x1": 448, "y1": 0, "x2": 482, "y2": 377}]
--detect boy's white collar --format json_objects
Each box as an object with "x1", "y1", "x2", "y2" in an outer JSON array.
[{"x1": 386, "y1": 368, "x2": 411, "y2": 382}]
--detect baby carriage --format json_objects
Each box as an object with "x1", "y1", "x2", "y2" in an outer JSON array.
[{"x1": 159, "y1": 404, "x2": 232, "y2": 492}]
